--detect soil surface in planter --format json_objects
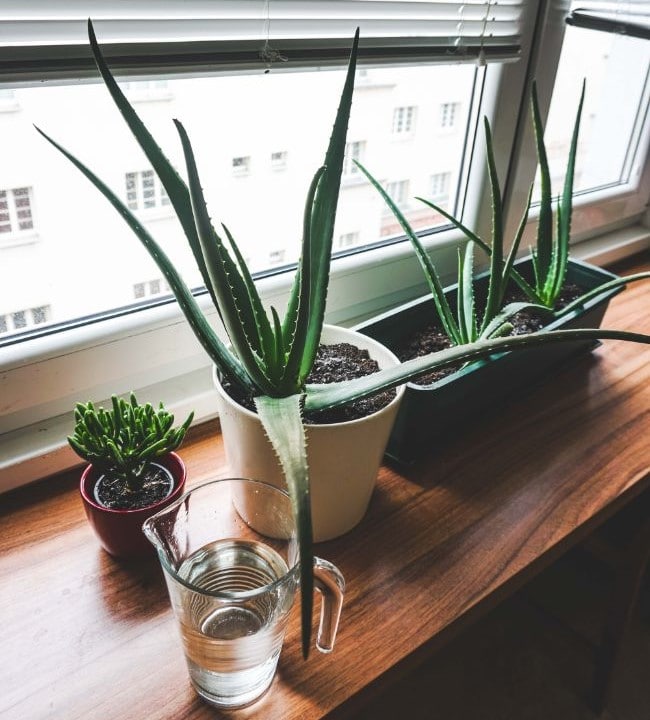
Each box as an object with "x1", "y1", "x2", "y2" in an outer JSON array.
[
  {"x1": 94, "y1": 462, "x2": 174, "y2": 510},
  {"x1": 222, "y1": 342, "x2": 396, "y2": 425},
  {"x1": 396, "y1": 283, "x2": 583, "y2": 387}
]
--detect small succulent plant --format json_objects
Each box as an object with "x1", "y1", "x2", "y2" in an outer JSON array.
[{"x1": 68, "y1": 393, "x2": 193, "y2": 492}]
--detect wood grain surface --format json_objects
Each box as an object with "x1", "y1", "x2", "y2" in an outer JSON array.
[{"x1": 1, "y1": 255, "x2": 649, "y2": 720}]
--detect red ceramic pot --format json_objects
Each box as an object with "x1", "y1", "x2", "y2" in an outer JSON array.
[{"x1": 79, "y1": 452, "x2": 187, "y2": 558}]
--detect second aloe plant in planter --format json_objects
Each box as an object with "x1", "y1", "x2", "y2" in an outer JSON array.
[
  {"x1": 355, "y1": 82, "x2": 650, "y2": 464},
  {"x1": 38, "y1": 22, "x2": 650, "y2": 657}
]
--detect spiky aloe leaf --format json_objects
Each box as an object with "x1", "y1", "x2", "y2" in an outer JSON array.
[
  {"x1": 415, "y1": 195, "x2": 538, "y2": 301},
  {"x1": 254, "y1": 394, "x2": 313, "y2": 659},
  {"x1": 297, "y1": 29, "x2": 359, "y2": 381},
  {"x1": 479, "y1": 118, "x2": 506, "y2": 336},
  {"x1": 531, "y1": 81, "x2": 554, "y2": 283},
  {"x1": 283, "y1": 166, "x2": 328, "y2": 390},
  {"x1": 34, "y1": 126, "x2": 255, "y2": 395},
  {"x1": 551, "y1": 80, "x2": 585, "y2": 302},
  {"x1": 304, "y1": 328, "x2": 650, "y2": 412},
  {"x1": 554, "y1": 272, "x2": 650, "y2": 319},
  {"x1": 479, "y1": 301, "x2": 554, "y2": 340},
  {"x1": 86, "y1": 20, "x2": 221, "y2": 313},
  {"x1": 355, "y1": 160, "x2": 461, "y2": 343},
  {"x1": 174, "y1": 119, "x2": 276, "y2": 395},
  {"x1": 457, "y1": 242, "x2": 477, "y2": 343},
  {"x1": 221, "y1": 223, "x2": 276, "y2": 366}
]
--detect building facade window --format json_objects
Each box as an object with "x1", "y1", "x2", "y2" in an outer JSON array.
[
  {"x1": 440, "y1": 102, "x2": 460, "y2": 129},
  {"x1": 232, "y1": 156, "x2": 251, "y2": 176},
  {"x1": 337, "y1": 231, "x2": 360, "y2": 249},
  {"x1": 0, "y1": 187, "x2": 34, "y2": 235},
  {"x1": 268, "y1": 249, "x2": 286, "y2": 265},
  {"x1": 430, "y1": 172, "x2": 451, "y2": 204},
  {"x1": 271, "y1": 151, "x2": 288, "y2": 170},
  {"x1": 125, "y1": 171, "x2": 170, "y2": 211},
  {"x1": 384, "y1": 180, "x2": 409, "y2": 208},
  {"x1": 392, "y1": 106, "x2": 416, "y2": 135},
  {"x1": 0, "y1": 305, "x2": 50, "y2": 335},
  {"x1": 343, "y1": 141, "x2": 366, "y2": 177},
  {"x1": 133, "y1": 278, "x2": 168, "y2": 299}
]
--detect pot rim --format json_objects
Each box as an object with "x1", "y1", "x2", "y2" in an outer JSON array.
[
  {"x1": 213, "y1": 324, "x2": 406, "y2": 428},
  {"x1": 79, "y1": 451, "x2": 186, "y2": 515}
]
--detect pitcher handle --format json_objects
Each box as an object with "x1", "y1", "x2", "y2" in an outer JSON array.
[{"x1": 313, "y1": 557, "x2": 345, "y2": 653}]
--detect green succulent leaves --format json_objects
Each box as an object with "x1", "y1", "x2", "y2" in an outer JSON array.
[{"x1": 68, "y1": 393, "x2": 193, "y2": 490}]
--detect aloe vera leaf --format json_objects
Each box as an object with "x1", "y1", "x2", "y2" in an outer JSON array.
[
  {"x1": 298, "y1": 29, "x2": 359, "y2": 381},
  {"x1": 554, "y1": 272, "x2": 650, "y2": 319},
  {"x1": 270, "y1": 306, "x2": 286, "y2": 373},
  {"x1": 457, "y1": 242, "x2": 477, "y2": 343},
  {"x1": 480, "y1": 118, "x2": 506, "y2": 336},
  {"x1": 479, "y1": 301, "x2": 554, "y2": 340},
  {"x1": 552, "y1": 80, "x2": 585, "y2": 302},
  {"x1": 35, "y1": 126, "x2": 255, "y2": 395},
  {"x1": 254, "y1": 394, "x2": 313, "y2": 660},
  {"x1": 531, "y1": 81, "x2": 554, "y2": 284},
  {"x1": 221, "y1": 223, "x2": 276, "y2": 367},
  {"x1": 86, "y1": 20, "x2": 220, "y2": 312},
  {"x1": 502, "y1": 184, "x2": 541, "y2": 306},
  {"x1": 283, "y1": 166, "x2": 327, "y2": 391},
  {"x1": 356, "y1": 161, "x2": 461, "y2": 343},
  {"x1": 415, "y1": 195, "x2": 536, "y2": 300},
  {"x1": 304, "y1": 327, "x2": 650, "y2": 412},
  {"x1": 174, "y1": 119, "x2": 277, "y2": 394}
]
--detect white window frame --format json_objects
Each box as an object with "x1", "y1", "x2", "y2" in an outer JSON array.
[{"x1": 2, "y1": 2, "x2": 650, "y2": 492}]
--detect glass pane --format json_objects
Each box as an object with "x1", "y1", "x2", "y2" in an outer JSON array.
[
  {"x1": 0, "y1": 64, "x2": 476, "y2": 340},
  {"x1": 534, "y1": 17, "x2": 650, "y2": 198}
]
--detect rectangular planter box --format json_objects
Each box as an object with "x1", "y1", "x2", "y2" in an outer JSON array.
[{"x1": 355, "y1": 257, "x2": 623, "y2": 465}]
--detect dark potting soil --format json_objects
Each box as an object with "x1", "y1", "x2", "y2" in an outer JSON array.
[
  {"x1": 94, "y1": 462, "x2": 174, "y2": 510},
  {"x1": 396, "y1": 283, "x2": 584, "y2": 387},
  {"x1": 222, "y1": 342, "x2": 396, "y2": 425}
]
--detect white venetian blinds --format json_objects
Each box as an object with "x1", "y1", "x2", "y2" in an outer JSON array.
[{"x1": 0, "y1": 1, "x2": 526, "y2": 80}]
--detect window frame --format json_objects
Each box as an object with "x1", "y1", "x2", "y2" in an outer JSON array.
[{"x1": 2, "y1": 2, "x2": 650, "y2": 492}]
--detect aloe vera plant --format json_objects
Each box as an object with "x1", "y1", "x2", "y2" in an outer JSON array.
[
  {"x1": 37, "y1": 21, "x2": 650, "y2": 658},
  {"x1": 355, "y1": 120, "x2": 550, "y2": 346}
]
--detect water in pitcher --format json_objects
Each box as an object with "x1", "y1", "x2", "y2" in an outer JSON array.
[{"x1": 176, "y1": 538, "x2": 297, "y2": 708}]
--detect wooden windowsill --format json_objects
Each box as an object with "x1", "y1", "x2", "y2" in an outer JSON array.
[{"x1": 1, "y1": 254, "x2": 649, "y2": 720}]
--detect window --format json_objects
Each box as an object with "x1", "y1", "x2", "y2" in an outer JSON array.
[
  {"x1": 0, "y1": 305, "x2": 50, "y2": 335},
  {"x1": 430, "y1": 172, "x2": 451, "y2": 205},
  {"x1": 133, "y1": 279, "x2": 168, "y2": 299},
  {"x1": 343, "y1": 141, "x2": 366, "y2": 178},
  {"x1": 125, "y1": 171, "x2": 170, "y2": 211},
  {"x1": 268, "y1": 249, "x2": 286, "y2": 266},
  {"x1": 232, "y1": 156, "x2": 251, "y2": 176},
  {"x1": 384, "y1": 180, "x2": 409, "y2": 208},
  {"x1": 0, "y1": 187, "x2": 34, "y2": 236},
  {"x1": 533, "y1": 16, "x2": 650, "y2": 198},
  {"x1": 0, "y1": 88, "x2": 19, "y2": 111},
  {"x1": 2, "y1": 3, "x2": 649, "y2": 492},
  {"x1": 440, "y1": 102, "x2": 460, "y2": 130},
  {"x1": 271, "y1": 151, "x2": 288, "y2": 170},
  {"x1": 337, "y1": 232, "x2": 360, "y2": 249},
  {"x1": 392, "y1": 106, "x2": 416, "y2": 135}
]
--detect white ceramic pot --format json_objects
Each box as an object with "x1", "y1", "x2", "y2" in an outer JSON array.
[{"x1": 213, "y1": 325, "x2": 405, "y2": 542}]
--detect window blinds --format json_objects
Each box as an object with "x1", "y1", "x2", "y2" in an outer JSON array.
[{"x1": 1, "y1": 1, "x2": 526, "y2": 80}]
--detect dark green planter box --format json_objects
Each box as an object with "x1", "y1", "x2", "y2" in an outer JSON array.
[{"x1": 355, "y1": 257, "x2": 623, "y2": 465}]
